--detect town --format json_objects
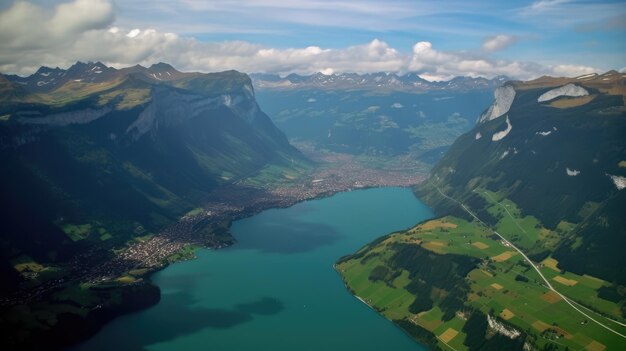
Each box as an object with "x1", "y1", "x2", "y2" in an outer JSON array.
[{"x1": 1, "y1": 149, "x2": 425, "y2": 307}]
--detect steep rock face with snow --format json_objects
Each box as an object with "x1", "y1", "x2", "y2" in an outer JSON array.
[
  {"x1": 491, "y1": 116, "x2": 512, "y2": 141},
  {"x1": 416, "y1": 71, "x2": 626, "y2": 284},
  {"x1": 478, "y1": 85, "x2": 516, "y2": 123},
  {"x1": 537, "y1": 83, "x2": 589, "y2": 102}
]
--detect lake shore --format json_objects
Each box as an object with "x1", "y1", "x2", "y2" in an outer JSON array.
[
  {"x1": 4, "y1": 148, "x2": 427, "y2": 350},
  {"x1": 74, "y1": 187, "x2": 433, "y2": 351}
]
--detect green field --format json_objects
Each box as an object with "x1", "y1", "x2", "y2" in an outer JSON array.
[
  {"x1": 337, "y1": 215, "x2": 626, "y2": 350},
  {"x1": 61, "y1": 223, "x2": 93, "y2": 241}
]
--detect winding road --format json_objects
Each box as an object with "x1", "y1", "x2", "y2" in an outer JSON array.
[{"x1": 432, "y1": 181, "x2": 626, "y2": 339}]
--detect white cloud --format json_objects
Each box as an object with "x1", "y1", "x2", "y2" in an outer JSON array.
[
  {"x1": 0, "y1": 0, "x2": 114, "y2": 49},
  {"x1": 518, "y1": 0, "x2": 626, "y2": 29},
  {"x1": 51, "y1": 0, "x2": 114, "y2": 34},
  {"x1": 0, "y1": 0, "x2": 603, "y2": 80},
  {"x1": 527, "y1": 0, "x2": 571, "y2": 12},
  {"x1": 550, "y1": 64, "x2": 597, "y2": 77},
  {"x1": 407, "y1": 41, "x2": 592, "y2": 80},
  {"x1": 482, "y1": 35, "x2": 516, "y2": 52}
]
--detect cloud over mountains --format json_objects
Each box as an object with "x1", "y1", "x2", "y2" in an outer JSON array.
[{"x1": 0, "y1": 0, "x2": 603, "y2": 79}]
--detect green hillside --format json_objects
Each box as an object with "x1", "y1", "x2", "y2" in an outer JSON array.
[
  {"x1": 416, "y1": 71, "x2": 626, "y2": 284},
  {"x1": 0, "y1": 62, "x2": 309, "y2": 293},
  {"x1": 339, "y1": 71, "x2": 626, "y2": 350}
]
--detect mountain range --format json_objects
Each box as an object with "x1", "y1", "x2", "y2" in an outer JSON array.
[
  {"x1": 3, "y1": 60, "x2": 626, "y2": 350},
  {"x1": 251, "y1": 72, "x2": 510, "y2": 92}
]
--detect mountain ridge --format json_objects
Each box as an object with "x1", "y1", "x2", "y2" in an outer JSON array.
[
  {"x1": 0, "y1": 61, "x2": 308, "y2": 292},
  {"x1": 416, "y1": 70, "x2": 626, "y2": 282},
  {"x1": 337, "y1": 71, "x2": 626, "y2": 351}
]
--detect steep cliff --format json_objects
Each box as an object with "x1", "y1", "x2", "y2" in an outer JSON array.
[{"x1": 0, "y1": 62, "x2": 307, "y2": 293}]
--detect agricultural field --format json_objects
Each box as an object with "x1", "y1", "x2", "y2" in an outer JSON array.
[{"x1": 337, "y1": 215, "x2": 626, "y2": 350}]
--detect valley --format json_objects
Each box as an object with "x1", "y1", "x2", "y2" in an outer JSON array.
[
  {"x1": 253, "y1": 76, "x2": 497, "y2": 164},
  {"x1": 1, "y1": 66, "x2": 624, "y2": 351},
  {"x1": 1, "y1": 1, "x2": 625, "y2": 351}
]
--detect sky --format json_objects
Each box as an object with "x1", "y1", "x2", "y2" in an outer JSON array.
[{"x1": 0, "y1": 0, "x2": 625, "y2": 80}]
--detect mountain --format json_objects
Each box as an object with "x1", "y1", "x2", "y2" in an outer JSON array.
[
  {"x1": 417, "y1": 70, "x2": 626, "y2": 283},
  {"x1": 0, "y1": 62, "x2": 307, "y2": 295},
  {"x1": 253, "y1": 74, "x2": 500, "y2": 162},
  {"x1": 251, "y1": 72, "x2": 509, "y2": 92},
  {"x1": 337, "y1": 71, "x2": 626, "y2": 351}
]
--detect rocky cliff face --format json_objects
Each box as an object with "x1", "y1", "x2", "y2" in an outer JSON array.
[
  {"x1": 478, "y1": 85, "x2": 516, "y2": 123},
  {"x1": 124, "y1": 86, "x2": 259, "y2": 141}
]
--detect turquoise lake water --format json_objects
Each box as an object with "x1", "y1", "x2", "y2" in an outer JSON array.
[{"x1": 75, "y1": 187, "x2": 434, "y2": 350}]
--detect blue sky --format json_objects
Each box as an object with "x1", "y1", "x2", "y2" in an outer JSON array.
[{"x1": 0, "y1": 0, "x2": 624, "y2": 79}]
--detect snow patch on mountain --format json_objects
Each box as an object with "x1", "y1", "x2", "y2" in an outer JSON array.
[
  {"x1": 536, "y1": 130, "x2": 552, "y2": 136},
  {"x1": 475, "y1": 132, "x2": 482, "y2": 140},
  {"x1": 537, "y1": 83, "x2": 588, "y2": 102},
  {"x1": 479, "y1": 85, "x2": 516, "y2": 124},
  {"x1": 492, "y1": 116, "x2": 512, "y2": 141},
  {"x1": 576, "y1": 73, "x2": 597, "y2": 80},
  {"x1": 391, "y1": 102, "x2": 403, "y2": 108},
  {"x1": 566, "y1": 168, "x2": 580, "y2": 176},
  {"x1": 608, "y1": 174, "x2": 626, "y2": 190}
]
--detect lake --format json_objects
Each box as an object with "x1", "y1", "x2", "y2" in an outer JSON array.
[{"x1": 74, "y1": 187, "x2": 433, "y2": 350}]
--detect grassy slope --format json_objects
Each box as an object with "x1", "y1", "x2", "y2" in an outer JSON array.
[{"x1": 338, "y1": 212, "x2": 626, "y2": 350}]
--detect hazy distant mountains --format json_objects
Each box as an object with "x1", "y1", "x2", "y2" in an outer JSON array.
[
  {"x1": 251, "y1": 72, "x2": 510, "y2": 92},
  {"x1": 252, "y1": 72, "x2": 504, "y2": 161}
]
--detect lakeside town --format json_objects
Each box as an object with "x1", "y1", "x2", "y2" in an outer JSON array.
[{"x1": 1, "y1": 149, "x2": 426, "y2": 307}]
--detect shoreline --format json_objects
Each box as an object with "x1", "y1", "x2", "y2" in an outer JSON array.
[
  {"x1": 66, "y1": 184, "x2": 422, "y2": 350},
  {"x1": 4, "y1": 149, "x2": 427, "y2": 350},
  {"x1": 333, "y1": 263, "x2": 434, "y2": 351}
]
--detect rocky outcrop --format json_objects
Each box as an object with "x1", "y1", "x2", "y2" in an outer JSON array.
[
  {"x1": 487, "y1": 314, "x2": 521, "y2": 339},
  {"x1": 479, "y1": 85, "x2": 516, "y2": 124},
  {"x1": 125, "y1": 86, "x2": 261, "y2": 141},
  {"x1": 537, "y1": 83, "x2": 588, "y2": 102}
]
